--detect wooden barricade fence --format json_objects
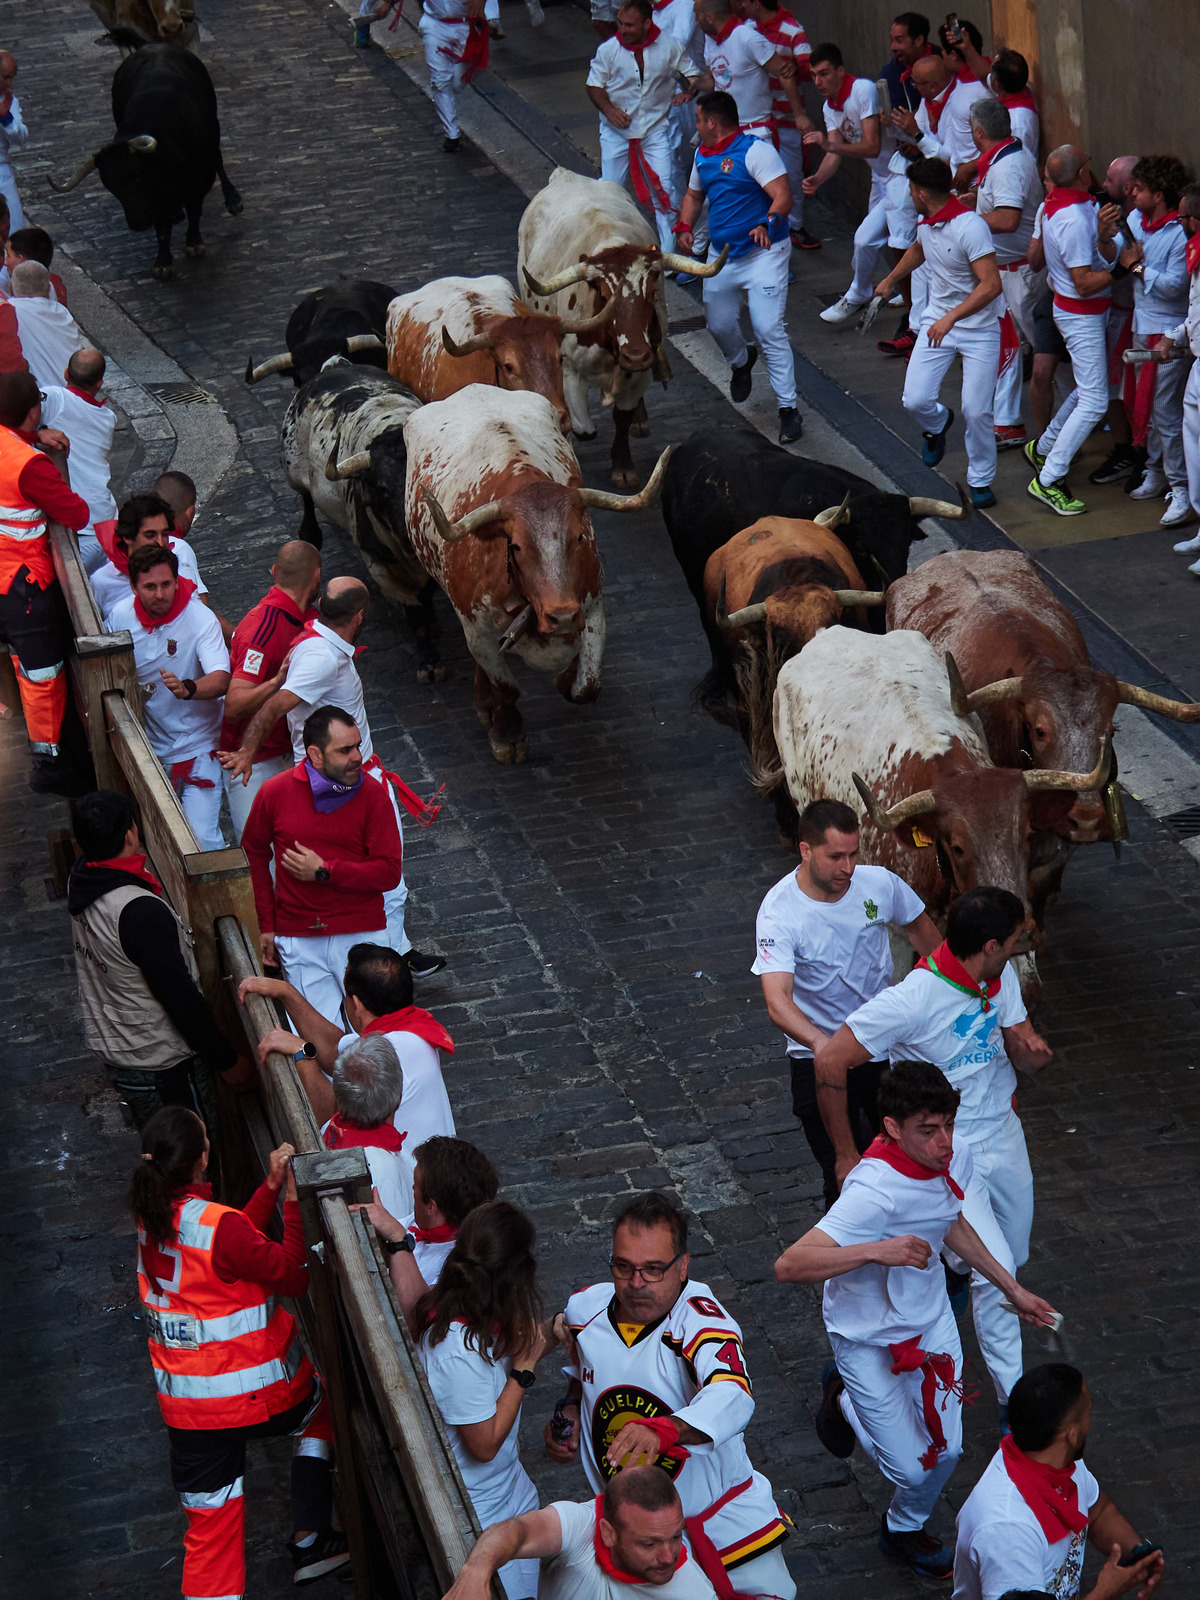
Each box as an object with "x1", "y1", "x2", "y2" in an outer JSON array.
[{"x1": 47, "y1": 514, "x2": 490, "y2": 1598}]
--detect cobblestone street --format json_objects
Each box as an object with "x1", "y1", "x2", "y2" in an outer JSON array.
[{"x1": 2, "y1": 0, "x2": 1199, "y2": 1595}]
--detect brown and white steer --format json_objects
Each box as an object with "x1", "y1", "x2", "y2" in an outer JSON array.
[
  {"x1": 769, "y1": 627, "x2": 1110, "y2": 1007},
  {"x1": 400, "y1": 385, "x2": 668, "y2": 763},
  {"x1": 386, "y1": 275, "x2": 609, "y2": 437},
  {"x1": 517, "y1": 169, "x2": 725, "y2": 488}
]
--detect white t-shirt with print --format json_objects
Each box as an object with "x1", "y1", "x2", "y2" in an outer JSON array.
[
  {"x1": 751, "y1": 864, "x2": 924, "y2": 1058},
  {"x1": 844, "y1": 960, "x2": 1026, "y2": 1136},
  {"x1": 953, "y1": 1448, "x2": 1100, "y2": 1600},
  {"x1": 542, "y1": 1500, "x2": 718, "y2": 1600},
  {"x1": 703, "y1": 21, "x2": 775, "y2": 127},
  {"x1": 819, "y1": 1140, "x2": 973, "y2": 1344},
  {"x1": 108, "y1": 591, "x2": 229, "y2": 764},
  {"x1": 822, "y1": 76, "x2": 891, "y2": 182},
  {"x1": 919, "y1": 208, "x2": 1000, "y2": 330}
]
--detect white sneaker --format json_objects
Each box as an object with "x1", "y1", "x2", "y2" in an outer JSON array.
[
  {"x1": 887, "y1": 292, "x2": 905, "y2": 306},
  {"x1": 1188, "y1": 555, "x2": 1200, "y2": 578},
  {"x1": 1130, "y1": 467, "x2": 1169, "y2": 500},
  {"x1": 1161, "y1": 489, "x2": 1196, "y2": 528},
  {"x1": 820, "y1": 293, "x2": 869, "y2": 326},
  {"x1": 1173, "y1": 529, "x2": 1200, "y2": 552}
]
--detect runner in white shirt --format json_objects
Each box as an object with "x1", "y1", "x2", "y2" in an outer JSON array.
[
  {"x1": 875, "y1": 156, "x2": 1003, "y2": 506},
  {"x1": 751, "y1": 797, "x2": 937, "y2": 1208},
  {"x1": 653, "y1": 0, "x2": 709, "y2": 215},
  {"x1": 693, "y1": 0, "x2": 795, "y2": 139},
  {"x1": 953, "y1": 1364, "x2": 1164, "y2": 1600},
  {"x1": 108, "y1": 543, "x2": 230, "y2": 851},
  {"x1": 587, "y1": 0, "x2": 704, "y2": 253},
  {"x1": 37, "y1": 349, "x2": 115, "y2": 575},
  {"x1": 888, "y1": 53, "x2": 960, "y2": 332},
  {"x1": 439, "y1": 1470, "x2": 721, "y2": 1600},
  {"x1": 734, "y1": 0, "x2": 814, "y2": 243},
  {"x1": 969, "y1": 97, "x2": 1045, "y2": 451},
  {"x1": 546, "y1": 1194, "x2": 795, "y2": 1600},
  {"x1": 417, "y1": 0, "x2": 490, "y2": 151},
  {"x1": 813, "y1": 887, "x2": 1054, "y2": 1408},
  {"x1": 776, "y1": 1062, "x2": 1057, "y2": 1580}
]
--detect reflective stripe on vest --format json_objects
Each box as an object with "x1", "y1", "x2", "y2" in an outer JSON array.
[
  {"x1": 177, "y1": 1195, "x2": 216, "y2": 1251},
  {"x1": 146, "y1": 1296, "x2": 279, "y2": 1346},
  {"x1": 0, "y1": 503, "x2": 46, "y2": 538},
  {"x1": 152, "y1": 1336, "x2": 307, "y2": 1399}
]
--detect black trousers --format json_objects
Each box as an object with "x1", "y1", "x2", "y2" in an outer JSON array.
[{"x1": 791, "y1": 1056, "x2": 887, "y2": 1210}]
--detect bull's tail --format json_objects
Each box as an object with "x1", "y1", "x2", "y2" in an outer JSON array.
[{"x1": 735, "y1": 633, "x2": 788, "y2": 796}]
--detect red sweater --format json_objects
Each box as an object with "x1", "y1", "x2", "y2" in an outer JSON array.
[
  {"x1": 178, "y1": 1179, "x2": 309, "y2": 1295},
  {"x1": 242, "y1": 761, "x2": 402, "y2": 936}
]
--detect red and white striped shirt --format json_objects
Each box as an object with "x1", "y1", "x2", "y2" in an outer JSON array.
[{"x1": 755, "y1": 6, "x2": 810, "y2": 122}]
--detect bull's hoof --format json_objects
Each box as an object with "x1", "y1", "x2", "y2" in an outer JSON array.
[
  {"x1": 225, "y1": 193, "x2": 244, "y2": 216},
  {"x1": 490, "y1": 729, "x2": 529, "y2": 764},
  {"x1": 185, "y1": 240, "x2": 206, "y2": 258},
  {"x1": 629, "y1": 418, "x2": 650, "y2": 438},
  {"x1": 417, "y1": 663, "x2": 447, "y2": 685},
  {"x1": 151, "y1": 262, "x2": 173, "y2": 280},
  {"x1": 573, "y1": 428, "x2": 598, "y2": 442},
  {"x1": 610, "y1": 465, "x2": 639, "y2": 489}
]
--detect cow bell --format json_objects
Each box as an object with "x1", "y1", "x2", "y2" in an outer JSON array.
[{"x1": 1103, "y1": 778, "x2": 1129, "y2": 858}]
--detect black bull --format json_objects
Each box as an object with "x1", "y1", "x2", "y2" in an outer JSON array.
[
  {"x1": 49, "y1": 46, "x2": 242, "y2": 279},
  {"x1": 244, "y1": 281, "x2": 397, "y2": 387}
]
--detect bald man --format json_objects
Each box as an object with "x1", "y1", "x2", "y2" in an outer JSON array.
[
  {"x1": 1088, "y1": 154, "x2": 1142, "y2": 487},
  {"x1": 0, "y1": 53, "x2": 26, "y2": 229},
  {"x1": 0, "y1": 262, "x2": 85, "y2": 390},
  {"x1": 38, "y1": 348, "x2": 116, "y2": 575},
  {"x1": 218, "y1": 541, "x2": 322, "y2": 839}
]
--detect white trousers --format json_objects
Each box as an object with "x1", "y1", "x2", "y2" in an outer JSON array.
[
  {"x1": 832, "y1": 1300, "x2": 963, "y2": 1533},
  {"x1": 275, "y1": 928, "x2": 377, "y2": 1027},
  {"x1": 726, "y1": 1545, "x2": 795, "y2": 1600},
  {"x1": 1133, "y1": 331, "x2": 1190, "y2": 488},
  {"x1": 1039, "y1": 306, "x2": 1110, "y2": 483},
  {"x1": 910, "y1": 263, "x2": 929, "y2": 328},
  {"x1": 366, "y1": 762, "x2": 411, "y2": 955},
  {"x1": 849, "y1": 172, "x2": 917, "y2": 303},
  {"x1": 775, "y1": 125, "x2": 805, "y2": 231},
  {"x1": 1183, "y1": 358, "x2": 1200, "y2": 514},
  {"x1": 226, "y1": 753, "x2": 289, "y2": 842},
  {"x1": 703, "y1": 236, "x2": 796, "y2": 408},
  {"x1": 903, "y1": 320, "x2": 1001, "y2": 487},
  {"x1": 599, "y1": 121, "x2": 677, "y2": 255},
  {"x1": 171, "y1": 749, "x2": 227, "y2": 851},
  {"x1": 419, "y1": 15, "x2": 469, "y2": 139},
  {"x1": 0, "y1": 164, "x2": 25, "y2": 230},
  {"x1": 993, "y1": 263, "x2": 1046, "y2": 427}
]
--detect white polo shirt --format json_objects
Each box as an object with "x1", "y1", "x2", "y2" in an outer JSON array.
[
  {"x1": 337, "y1": 1025, "x2": 455, "y2": 1148},
  {"x1": 587, "y1": 33, "x2": 700, "y2": 139},
  {"x1": 976, "y1": 141, "x2": 1042, "y2": 264},
  {"x1": 38, "y1": 386, "x2": 116, "y2": 531},
  {"x1": 284, "y1": 621, "x2": 373, "y2": 762},
  {"x1": 703, "y1": 20, "x2": 775, "y2": 129},
  {"x1": 108, "y1": 590, "x2": 228, "y2": 764},
  {"x1": 542, "y1": 1500, "x2": 718, "y2": 1600},
  {"x1": 918, "y1": 205, "x2": 999, "y2": 329},
  {"x1": 96, "y1": 536, "x2": 206, "y2": 626},
  {"x1": 1042, "y1": 197, "x2": 1111, "y2": 305},
  {"x1": 819, "y1": 1140, "x2": 974, "y2": 1345},
  {"x1": 751, "y1": 865, "x2": 924, "y2": 1059},
  {"x1": 953, "y1": 1448, "x2": 1100, "y2": 1600},
  {"x1": 822, "y1": 76, "x2": 890, "y2": 183},
  {"x1": 941, "y1": 74, "x2": 993, "y2": 171},
  {"x1": 1007, "y1": 103, "x2": 1039, "y2": 157},
  {"x1": 843, "y1": 959, "x2": 1026, "y2": 1135}
]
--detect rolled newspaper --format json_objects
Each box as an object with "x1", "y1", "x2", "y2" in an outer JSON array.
[{"x1": 1122, "y1": 345, "x2": 1184, "y2": 365}]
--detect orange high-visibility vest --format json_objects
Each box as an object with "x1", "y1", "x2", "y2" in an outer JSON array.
[
  {"x1": 137, "y1": 1195, "x2": 314, "y2": 1430},
  {"x1": 0, "y1": 426, "x2": 53, "y2": 592}
]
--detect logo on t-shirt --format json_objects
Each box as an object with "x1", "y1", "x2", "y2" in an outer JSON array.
[
  {"x1": 863, "y1": 898, "x2": 879, "y2": 920},
  {"x1": 244, "y1": 648, "x2": 264, "y2": 677},
  {"x1": 166, "y1": 639, "x2": 177, "y2": 656},
  {"x1": 591, "y1": 1385, "x2": 682, "y2": 1480},
  {"x1": 721, "y1": 156, "x2": 734, "y2": 173}
]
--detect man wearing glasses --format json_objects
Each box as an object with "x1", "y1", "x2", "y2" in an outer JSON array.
[{"x1": 544, "y1": 1193, "x2": 795, "y2": 1600}]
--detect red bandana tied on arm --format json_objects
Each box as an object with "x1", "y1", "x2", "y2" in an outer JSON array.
[
  {"x1": 134, "y1": 575, "x2": 197, "y2": 632},
  {"x1": 439, "y1": 16, "x2": 488, "y2": 81},
  {"x1": 919, "y1": 196, "x2": 969, "y2": 227},
  {"x1": 889, "y1": 1338, "x2": 971, "y2": 1469},
  {"x1": 916, "y1": 940, "x2": 1000, "y2": 1010},
  {"x1": 85, "y1": 853, "x2": 165, "y2": 894},
  {"x1": 362, "y1": 1007, "x2": 456, "y2": 1054},
  {"x1": 323, "y1": 1112, "x2": 407, "y2": 1153},
  {"x1": 999, "y1": 1434, "x2": 1090, "y2": 1542},
  {"x1": 593, "y1": 1496, "x2": 689, "y2": 1584},
  {"x1": 1043, "y1": 187, "x2": 1094, "y2": 219},
  {"x1": 861, "y1": 1135, "x2": 964, "y2": 1199}
]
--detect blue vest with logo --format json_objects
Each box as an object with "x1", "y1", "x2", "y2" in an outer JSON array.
[{"x1": 694, "y1": 133, "x2": 789, "y2": 261}]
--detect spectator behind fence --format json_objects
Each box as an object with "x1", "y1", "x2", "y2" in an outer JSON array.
[
  {"x1": 952, "y1": 1363, "x2": 1164, "y2": 1600},
  {"x1": 152, "y1": 468, "x2": 236, "y2": 643},
  {"x1": 0, "y1": 51, "x2": 27, "y2": 229},
  {"x1": 38, "y1": 348, "x2": 116, "y2": 574},
  {"x1": 324, "y1": 1032, "x2": 414, "y2": 1219},
  {"x1": 414, "y1": 1202, "x2": 555, "y2": 1600},
  {"x1": 93, "y1": 490, "x2": 208, "y2": 622},
  {"x1": 0, "y1": 261, "x2": 84, "y2": 389},
  {"x1": 68, "y1": 789, "x2": 238, "y2": 1132},
  {"x1": 3, "y1": 224, "x2": 68, "y2": 303},
  {"x1": 129, "y1": 1106, "x2": 350, "y2": 1590}
]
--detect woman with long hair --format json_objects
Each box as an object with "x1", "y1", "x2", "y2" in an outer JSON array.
[
  {"x1": 129, "y1": 1105, "x2": 348, "y2": 1594},
  {"x1": 413, "y1": 1200, "x2": 554, "y2": 1600}
]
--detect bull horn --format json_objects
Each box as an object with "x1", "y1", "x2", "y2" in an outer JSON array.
[
  {"x1": 814, "y1": 493, "x2": 851, "y2": 530},
  {"x1": 831, "y1": 589, "x2": 886, "y2": 608},
  {"x1": 658, "y1": 244, "x2": 730, "y2": 278},
  {"x1": 1115, "y1": 681, "x2": 1200, "y2": 722},
  {"x1": 715, "y1": 572, "x2": 768, "y2": 631},
  {"x1": 47, "y1": 153, "x2": 97, "y2": 193},
  {"x1": 868, "y1": 555, "x2": 890, "y2": 592},
  {"x1": 946, "y1": 652, "x2": 971, "y2": 719},
  {"x1": 967, "y1": 676, "x2": 1024, "y2": 710},
  {"x1": 575, "y1": 448, "x2": 671, "y2": 514},
  {"x1": 325, "y1": 450, "x2": 372, "y2": 481},
  {"x1": 523, "y1": 263, "x2": 594, "y2": 297},
  {"x1": 557, "y1": 294, "x2": 619, "y2": 336},
  {"x1": 344, "y1": 334, "x2": 385, "y2": 354},
  {"x1": 1023, "y1": 735, "x2": 1113, "y2": 794},
  {"x1": 128, "y1": 135, "x2": 157, "y2": 153},
  {"x1": 441, "y1": 325, "x2": 492, "y2": 358},
  {"x1": 244, "y1": 350, "x2": 294, "y2": 382},
  {"x1": 422, "y1": 487, "x2": 507, "y2": 543},
  {"x1": 908, "y1": 481, "x2": 970, "y2": 520},
  {"x1": 852, "y1": 772, "x2": 937, "y2": 832}
]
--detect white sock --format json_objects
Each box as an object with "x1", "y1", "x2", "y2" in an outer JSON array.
[{"x1": 295, "y1": 1532, "x2": 318, "y2": 1549}]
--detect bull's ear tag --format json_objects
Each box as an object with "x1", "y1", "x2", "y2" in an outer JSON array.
[{"x1": 911, "y1": 826, "x2": 934, "y2": 848}]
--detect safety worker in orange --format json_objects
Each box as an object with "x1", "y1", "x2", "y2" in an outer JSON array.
[
  {"x1": 129, "y1": 1107, "x2": 351, "y2": 1593},
  {"x1": 0, "y1": 368, "x2": 92, "y2": 794}
]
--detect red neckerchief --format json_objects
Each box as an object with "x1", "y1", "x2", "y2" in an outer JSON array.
[
  {"x1": 323, "y1": 1112, "x2": 407, "y2": 1153},
  {"x1": 827, "y1": 71, "x2": 856, "y2": 113},
  {"x1": 593, "y1": 1496, "x2": 688, "y2": 1584},
  {"x1": 409, "y1": 1221, "x2": 457, "y2": 1243},
  {"x1": 66, "y1": 384, "x2": 106, "y2": 409},
  {"x1": 1043, "y1": 186, "x2": 1094, "y2": 219},
  {"x1": 889, "y1": 1338, "x2": 971, "y2": 1469},
  {"x1": 861, "y1": 1135, "x2": 964, "y2": 1200},
  {"x1": 133, "y1": 575, "x2": 196, "y2": 632},
  {"x1": 1139, "y1": 207, "x2": 1180, "y2": 235},
  {"x1": 85, "y1": 853, "x2": 164, "y2": 895},
  {"x1": 916, "y1": 939, "x2": 1001, "y2": 1009},
  {"x1": 362, "y1": 1007, "x2": 456, "y2": 1055},
  {"x1": 618, "y1": 20, "x2": 660, "y2": 51},
  {"x1": 698, "y1": 128, "x2": 742, "y2": 157},
  {"x1": 899, "y1": 43, "x2": 933, "y2": 83},
  {"x1": 1000, "y1": 1435, "x2": 1090, "y2": 1543},
  {"x1": 954, "y1": 56, "x2": 987, "y2": 80},
  {"x1": 997, "y1": 86, "x2": 1036, "y2": 111},
  {"x1": 923, "y1": 77, "x2": 955, "y2": 131},
  {"x1": 975, "y1": 136, "x2": 1021, "y2": 184},
  {"x1": 919, "y1": 195, "x2": 969, "y2": 226},
  {"x1": 1187, "y1": 234, "x2": 1200, "y2": 276},
  {"x1": 712, "y1": 14, "x2": 739, "y2": 43}
]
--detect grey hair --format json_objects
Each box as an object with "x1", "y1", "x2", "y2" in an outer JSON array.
[
  {"x1": 332, "y1": 1034, "x2": 405, "y2": 1128},
  {"x1": 970, "y1": 97, "x2": 1011, "y2": 142},
  {"x1": 12, "y1": 260, "x2": 51, "y2": 299}
]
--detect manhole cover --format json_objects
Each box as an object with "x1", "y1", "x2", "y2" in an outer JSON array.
[
  {"x1": 145, "y1": 381, "x2": 218, "y2": 406},
  {"x1": 1163, "y1": 804, "x2": 1200, "y2": 837}
]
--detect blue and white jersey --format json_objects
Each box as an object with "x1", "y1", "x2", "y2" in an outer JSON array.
[{"x1": 689, "y1": 132, "x2": 788, "y2": 259}]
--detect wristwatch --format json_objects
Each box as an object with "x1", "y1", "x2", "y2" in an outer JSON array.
[
  {"x1": 383, "y1": 1233, "x2": 415, "y2": 1256},
  {"x1": 293, "y1": 1041, "x2": 317, "y2": 1063},
  {"x1": 510, "y1": 1368, "x2": 537, "y2": 1389},
  {"x1": 313, "y1": 864, "x2": 331, "y2": 882},
  {"x1": 181, "y1": 678, "x2": 197, "y2": 700}
]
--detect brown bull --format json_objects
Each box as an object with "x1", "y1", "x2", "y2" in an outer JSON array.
[{"x1": 89, "y1": 0, "x2": 197, "y2": 47}]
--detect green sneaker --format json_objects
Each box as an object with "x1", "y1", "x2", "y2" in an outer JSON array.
[
  {"x1": 1027, "y1": 476, "x2": 1086, "y2": 516},
  {"x1": 1024, "y1": 438, "x2": 1047, "y2": 473}
]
